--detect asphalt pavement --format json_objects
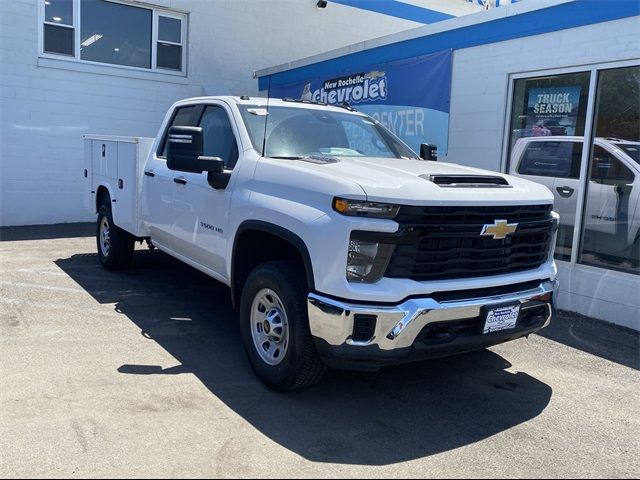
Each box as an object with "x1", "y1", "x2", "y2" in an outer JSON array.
[{"x1": 0, "y1": 224, "x2": 638, "y2": 478}]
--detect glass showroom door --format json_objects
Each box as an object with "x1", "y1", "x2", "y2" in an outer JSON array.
[
  {"x1": 507, "y1": 72, "x2": 591, "y2": 261},
  {"x1": 579, "y1": 66, "x2": 640, "y2": 275}
]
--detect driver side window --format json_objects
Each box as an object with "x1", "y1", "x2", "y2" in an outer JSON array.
[
  {"x1": 199, "y1": 106, "x2": 239, "y2": 169},
  {"x1": 158, "y1": 105, "x2": 201, "y2": 157}
]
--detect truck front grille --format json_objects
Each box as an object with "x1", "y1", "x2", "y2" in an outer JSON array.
[{"x1": 384, "y1": 204, "x2": 555, "y2": 281}]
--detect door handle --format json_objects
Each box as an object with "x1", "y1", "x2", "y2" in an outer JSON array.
[
  {"x1": 144, "y1": 170, "x2": 155, "y2": 177},
  {"x1": 173, "y1": 177, "x2": 188, "y2": 185},
  {"x1": 556, "y1": 186, "x2": 575, "y2": 198}
]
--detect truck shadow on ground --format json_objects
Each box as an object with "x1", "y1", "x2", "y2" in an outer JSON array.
[{"x1": 56, "y1": 250, "x2": 553, "y2": 466}]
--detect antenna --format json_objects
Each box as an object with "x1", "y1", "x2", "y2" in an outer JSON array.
[{"x1": 261, "y1": 74, "x2": 272, "y2": 157}]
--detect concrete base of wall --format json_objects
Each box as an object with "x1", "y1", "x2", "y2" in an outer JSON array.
[{"x1": 556, "y1": 261, "x2": 640, "y2": 331}]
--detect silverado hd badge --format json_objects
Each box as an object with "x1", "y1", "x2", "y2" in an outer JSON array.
[{"x1": 481, "y1": 220, "x2": 518, "y2": 240}]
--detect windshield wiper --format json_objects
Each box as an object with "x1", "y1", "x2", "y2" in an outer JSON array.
[{"x1": 267, "y1": 155, "x2": 307, "y2": 160}]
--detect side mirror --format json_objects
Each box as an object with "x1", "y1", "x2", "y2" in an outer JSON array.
[
  {"x1": 166, "y1": 126, "x2": 224, "y2": 173},
  {"x1": 420, "y1": 143, "x2": 438, "y2": 161}
]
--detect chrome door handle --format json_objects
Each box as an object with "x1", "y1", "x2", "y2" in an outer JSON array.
[
  {"x1": 556, "y1": 186, "x2": 575, "y2": 198},
  {"x1": 173, "y1": 177, "x2": 187, "y2": 185}
]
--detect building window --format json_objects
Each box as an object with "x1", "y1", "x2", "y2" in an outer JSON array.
[
  {"x1": 44, "y1": 0, "x2": 74, "y2": 56},
  {"x1": 579, "y1": 66, "x2": 640, "y2": 275},
  {"x1": 507, "y1": 72, "x2": 591, "y2": 261},
  {"x1": 507, "y1": 64, "x2": 640, "y2": 275},
  {"x1": 41, "y1": 0, "x2": 186, "y2": 74},
  {"x1": 80, "y1": 0, "x2": 152, "y2": 69},
  {"x1": 157, "y1": 16, "x2": 183, "y2": 71}
]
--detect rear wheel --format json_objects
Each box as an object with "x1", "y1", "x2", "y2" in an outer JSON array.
[
  {"x1": 96, "y1": 203, "x2": 134, "y2": 270},
  {"x1": 239, "y1": 261, "x2": 326, "y2": 391}
]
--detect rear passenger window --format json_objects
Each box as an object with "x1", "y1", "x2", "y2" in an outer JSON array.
[
  {"x1": 158, "y1": 105, "x2": 200, "y2": 157},
  {"x1": 518, "y1": 141, "x2": 583, "y2": 179}
]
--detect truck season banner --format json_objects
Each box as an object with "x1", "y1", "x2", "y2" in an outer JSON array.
[
  {"x1": 268, "y1": 49, "x2": 453, "y2": 155},
  {"x1": 526, "y1": 86, "x2": 582, "y2": 136}
]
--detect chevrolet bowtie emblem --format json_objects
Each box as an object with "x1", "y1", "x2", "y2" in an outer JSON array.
[{"x1": 481, "y1": 220, "x2": 518, "y2": 240}]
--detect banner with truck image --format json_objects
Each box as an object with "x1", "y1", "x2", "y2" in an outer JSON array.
[
  {"x1": 268, "y1": 49, "x2": 452, "y2": 155},
  {"x1": 526, "y1": 86, "x2": 582, "y2": 136}
]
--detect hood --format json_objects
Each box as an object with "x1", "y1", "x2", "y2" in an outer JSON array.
[{"x1": 300, "y1": 156, "x2": 554, "y2": 206}]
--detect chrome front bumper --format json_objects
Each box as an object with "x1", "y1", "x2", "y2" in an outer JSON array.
[{"x1": 308, "y1": 280, "x2": 558, "y2": 355}]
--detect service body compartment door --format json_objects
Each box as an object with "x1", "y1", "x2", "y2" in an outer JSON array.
[
  {"x1": 115, "y1": 142, "x2": 137, "y2": 234},
  {"x1": 83, "y1": 138, "x2": 93, "y2": 214},
  {"x1": 92, "y1": 140, "x2": 118, "y2": 180}
]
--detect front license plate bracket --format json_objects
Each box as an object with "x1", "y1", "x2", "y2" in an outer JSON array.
[{"x1": 482, "y1": 303, "x2": 521, "y2": 334}]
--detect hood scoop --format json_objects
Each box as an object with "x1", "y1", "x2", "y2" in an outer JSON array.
[{"x1": 421, "y1": 174, "x2": 512, "y2": 188}]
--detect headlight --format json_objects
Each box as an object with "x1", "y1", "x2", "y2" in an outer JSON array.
[
  {"x1": 333, "y1": 197, "x2": 400, "y2": 219},
  {"x1": 347, "y1": 238, "x2": 395, "y2": 283}
]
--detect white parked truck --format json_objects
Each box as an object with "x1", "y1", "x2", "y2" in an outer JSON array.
[
  {"x1": 84, "y1": 96, "x2": 559, "y2": 391},
  {"x1": 510, "y1": 136, "x2": 640, "y2": 265}
]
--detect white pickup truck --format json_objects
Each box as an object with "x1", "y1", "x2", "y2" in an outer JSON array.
[
  {"x1": 510, "y1": 136, "x2": 640, "y2": 267},
  {"x1": 84, "y1": 96, "x2": 559, "y2": 391}
]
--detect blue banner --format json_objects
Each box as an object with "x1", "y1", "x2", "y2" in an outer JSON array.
[{"x1": 268, "y1": 49, "x2": 453, "y2": 155}]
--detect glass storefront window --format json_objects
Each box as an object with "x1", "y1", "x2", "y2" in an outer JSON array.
[
  {"x1": 507, "y1": 72, "x2": 591, "y2": 261},
  {"x1": 579, "y1": 66, "x2": 640, "y2": 275}
]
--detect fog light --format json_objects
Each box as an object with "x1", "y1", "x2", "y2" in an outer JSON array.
[{"x1": 346, "y1": 238, "x2": 394, "y2": 283}]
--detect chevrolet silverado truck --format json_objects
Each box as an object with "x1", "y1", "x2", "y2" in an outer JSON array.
[{"x1": 84, "y1": 96, "x2": 559, "y2": 391}]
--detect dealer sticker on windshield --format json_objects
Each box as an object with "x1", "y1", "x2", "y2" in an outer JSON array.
[{"x1": 483, "y1": 304, "x2": 521, "y2": 334}]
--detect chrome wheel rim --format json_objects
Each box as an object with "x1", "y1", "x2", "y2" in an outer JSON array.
[
  {"x1": 99, "y1": 216, "x2": 111, "y2": 257},
  {"x1": 250, "y1": 288, "x2": 289, "y2": 366}
]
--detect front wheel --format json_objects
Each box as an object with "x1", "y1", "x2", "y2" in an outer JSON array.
[
  {"x1": 97, "y1": 204, "x2": 134, "y2": 270},
  {"x1": 239, "y1": 261, "x2": 326, "y2": 391}
]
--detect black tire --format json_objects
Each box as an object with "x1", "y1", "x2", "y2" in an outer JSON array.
[
  {"x1": 96, "y1": 203, "x2": 134, "y2": 271},
  {"x1": 239, "y1": 260, "x2": 327, "y2": 391}
]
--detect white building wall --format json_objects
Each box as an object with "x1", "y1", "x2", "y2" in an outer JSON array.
[
  {"x1": 446, "y1": 16, "x2": 640, "y2": 329},
  {"x1": 0, "y1": 0, "x2": 422, "y2": 226},
  {"x1": 446, "y1": 16, "x2": 640, "y2": 171}
]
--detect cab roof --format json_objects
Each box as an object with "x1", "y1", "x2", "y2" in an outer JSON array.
[{"x1": 174, "y1": 95, "x2": 364, "y2": 115}]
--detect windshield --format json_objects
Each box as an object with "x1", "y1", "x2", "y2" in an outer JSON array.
[
  {"x1": 615, "y1": 143, "x2": 640, "y2": 164},
  {"x1": 239, "y1": 105, "x2": 417, "y2": 160}
]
